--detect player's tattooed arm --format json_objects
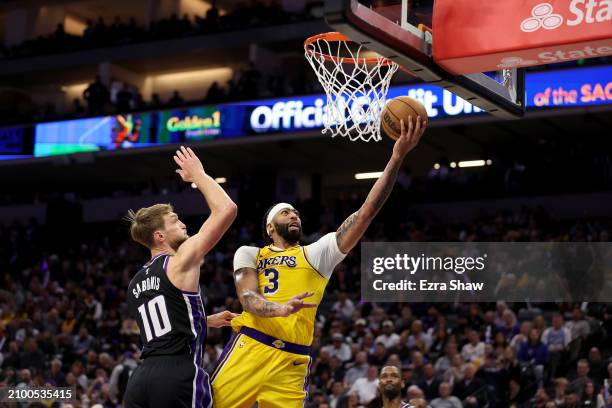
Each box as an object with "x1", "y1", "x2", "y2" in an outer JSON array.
[
  {"x1": 234, "y1": 267, "x2": 316, "y2": 317},
  {"x1": 336, "y1": 117, "x2": 426, "y2": 254}
]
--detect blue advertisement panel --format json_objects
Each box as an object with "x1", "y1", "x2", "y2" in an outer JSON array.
[
  {"x1": 23, "y1": 65, "x2": 612, "y2": 159},
  {"x1": 0, "y1": 126, "x2": 32, "y2": 160},
  {"x1": 526, "y1": 65, "x2": 611, "y2": 108},
  {"x1": 34, "y1": 106, "x2": 221, "y2": 157}
]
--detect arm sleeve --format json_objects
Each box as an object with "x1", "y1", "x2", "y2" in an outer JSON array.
[
  {"x1": 233, "y1": 246, "x2": 259, "y2": 271},
  {"x1": 304, "y1": 232, "x2": 347, "y2": 279}
]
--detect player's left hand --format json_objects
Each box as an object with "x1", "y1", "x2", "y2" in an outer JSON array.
[
  {"x1": 279, "y1": 292, "x2": 317, "y2": 317},
  {"x1": 207, "y1": 310, "x2": 239, "y2": 328},
  {"x1": 392, "y1": 116, "x2": 426, "y2": 160},
  {"x1": 174, "y1": 145, "x2": 206, "y2": 182}
]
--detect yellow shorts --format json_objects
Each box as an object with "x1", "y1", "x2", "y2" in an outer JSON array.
[{"x1": 210, "y1": 331, "x2": 312, "y2": 408}]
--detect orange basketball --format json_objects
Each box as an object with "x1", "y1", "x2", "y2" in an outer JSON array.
[{"x1": 380, "y1": 96, "x2": 428, "y2": 140}]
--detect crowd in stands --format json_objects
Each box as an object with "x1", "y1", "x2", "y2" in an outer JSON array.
[
  {"x1": 0, "y1": 0, "x2": 608, "y2": 127},
  {"x1": 74, "y1": 60, "x2": 312, "y2": 118},
  {"x1": 0, "y1": 186, "x2": 611, "y2": 407},
  {"x1": 0, "y1": 1, "x2": 320, "y2": 60},
  {"x1": 0, "y1": 60, "x2": 319, "y2": 126}
]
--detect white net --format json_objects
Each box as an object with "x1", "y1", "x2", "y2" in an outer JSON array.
[{"x1": 305, "y1": 33, "x2": 399, "y2": 142}]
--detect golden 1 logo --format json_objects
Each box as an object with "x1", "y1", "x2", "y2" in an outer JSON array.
[{"x1": 166, "y1": 111, "x2": 221, "y2": 136}]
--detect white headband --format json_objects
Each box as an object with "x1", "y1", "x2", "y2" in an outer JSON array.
[{"x1": 266, "y1": 203, "x2": 295, "y2": 226}]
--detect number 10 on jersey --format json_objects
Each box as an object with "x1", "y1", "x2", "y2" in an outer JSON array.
[{"x1": 137, "y1": 295, "x2": 172, "y2": 341}]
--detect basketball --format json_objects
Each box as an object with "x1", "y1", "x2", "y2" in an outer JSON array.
[{"x1": 380, "y1": 96, "x2": 428, "y2": 140}]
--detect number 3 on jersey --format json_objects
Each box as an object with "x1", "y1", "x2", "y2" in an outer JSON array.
[
  {"x1": 137, "y1": 294, "x2": 172, "y2": 342},
  {"x1": 263, "y1": 268, "x2": 279, "y2": 294}
]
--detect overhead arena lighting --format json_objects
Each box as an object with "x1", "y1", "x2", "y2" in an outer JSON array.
[
  {"x1": 355, "y1": 171, "x2": 383, "y2": 180},
  {"x1": 458, "y1": 160, "x2": 486, "y2": 168}
]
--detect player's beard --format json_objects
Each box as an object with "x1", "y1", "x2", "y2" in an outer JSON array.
[
  {"x1": 275, "y1": 221, "x2": 301, "y2": 244},
  {"x1": 382, "y1": 386, "x2": 401, "y2": 400},
  {"x1": 170, "y1": 234, "x2": 188, "y2": 251}
]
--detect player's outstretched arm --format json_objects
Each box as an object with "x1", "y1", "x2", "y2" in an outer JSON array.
[
  {"x1": 234, "y1": 267, "x2": 316, "y2": 317},
  {"x1": 207, "y1": 310, "x2": 239, "y2": 328},
  {"x1": 336, "y1": 117, "x2": 426, "y2": 254},
  {"x1": 173, "y1": 146, "x2": 237, "y2": 270}
]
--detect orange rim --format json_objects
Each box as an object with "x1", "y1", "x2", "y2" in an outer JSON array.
[{"x1": 304, "y1": 32, "x2": 397, "y2": 66}]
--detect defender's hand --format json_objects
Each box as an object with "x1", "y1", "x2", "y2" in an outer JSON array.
[
  {"x1": 207, "y1": 310, "x2": 238, "y2": 328},
  {"x1": 174, "y1": 146, "x2": 205, "y2": 182},
  {"x1": 392, "y1": 116, "x2": 426, "y2": 160},
  {"x1": 278, "y1": 292, "x2": 316, "y2": 317}
]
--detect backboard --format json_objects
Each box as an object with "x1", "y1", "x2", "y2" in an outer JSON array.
[{"x1": 324, "y1": 0, "x2": 525, "y2": 118}]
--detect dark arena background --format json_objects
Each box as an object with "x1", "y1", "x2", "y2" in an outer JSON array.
[{"x1": 0, "y1": 0, "x2": 611, "y2": 407}]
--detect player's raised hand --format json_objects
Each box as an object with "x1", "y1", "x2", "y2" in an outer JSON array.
[
  {"x1": 207, "y1": 310, "x2": 239, "y2": 328},
  {"x1": 279, "y1": 292, "x2": 317, "y2": 317},
  {"x1": 174, "y1": 146, "x2": 205, "y2": 182},
  {"x1": 392, "y1": 116, "x2": 426, "y2": 159}
]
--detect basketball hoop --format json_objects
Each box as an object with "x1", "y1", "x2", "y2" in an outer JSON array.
[{"x1": 304, "y1": 32, "x2": 400, "y2": 142}]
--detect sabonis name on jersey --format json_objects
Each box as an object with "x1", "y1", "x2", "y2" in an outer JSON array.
[{"x1": 132, "y1": 275, "x2": 161, "y2": 299}]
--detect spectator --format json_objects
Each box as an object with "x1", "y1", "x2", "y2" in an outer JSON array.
[
  {"x1": 570, "y1": 359, "x2": 593, "y2": 397},
  {"x1": 479, "y1": 353, "x2": 510, "y2": 405},
  {"x1": 409, "y1": 351, "x2": 427, "y2": 384},
  {"x1": 73, "y1": 326, "x2": 95, "y2": 356},
  {"x1": 369, "y1": 342, "x2": 388, "y2": 367},
  {"x1": 517, "y1": 328, "x2": 549, "y2": 384},
  {"x1": 431, "y1": 382, "x2": 462, "y2": 408},
  {"x1": 406, "y1": 384, "x2": 425, "y2": 400},
  {"x1": 394, "y1": 305, "x2": 414, "y2": 333},
  {"x1": 344, "y1": 351, "x2": 368, "y2": 388},
  {"x1": 443, "y1": 353, "x2": 465, "y2": 386},
  {"x1": 332, "y1": 291, "x2": 355, "y2": 320},
  {"x1": 20, "y1": 339, "x2": 44, "y2": 373},
  {"x1": 553, "y1": 377, "x2": 569, "y2": 406},
  {"x1": 461, "y1": 329, "x2": 485, "y2": 364},
  {"x1": 434, "y1": 341, "x2": 458, "y2": 377},
  {"x1": 579, "y1": 380, "x2": 604, "y2": 407},
  {"x1": 205, "y1": 81, "x2": 225, "y2": 102},
  {"x1": 587, "y1": 347, "x2": 606, "y2": 384},
  {"x1": 564, "y1": 389, "x2": 580, "y2": 408},
  {"x1": 452, "y1": 364, "x2": 486, "y2": 405},
  {"x1": 83, "y1": 76, "x2": 110, "y2": 114},
  {"x1": 61, "y1": 310, "x2": 77, "y2": 334},
  {"x1": 603, "y1": 363, "x2": 612, "y2": 406},
  {"x1": 510, "y1": 320, "x2": 533, "y2": 354},
  {"x1": 46, "y1": 358, "x2": 65, "y2": 386},
  {"x1": 530, "y1": 386, "x2": 551, "y2": 407},
  {"x1": 388, "y1": 330, "x2": 411, "y2": 364},
  {"x1": 328, "y1": 381, "x2": 344, "y2": 408},
  {"x1": 149, "y1": 93, "x2": 163, "y2": 108},
  {"x1": 375, "y1": 320, "x2": 400, "y2": 349},
  {"x1": 168, "y1": 90, "x2": 184, "y2": 106},
  {"x1": 565, "y1": 307, "x2": 590, "y2": 341},
  {"x1": 347, "y1": 365, "x2": 379, "y2": 405},
  {"x1": 348, "y1": 318, "x2": 368, "y2": 343},
  {"x1": 418, "y1": 363, "x2": 441, "y2": 400},
  {"x1": 115, "y1": 84, "x2": 134, "y2": 113},
  {"x1": 542, "y1": 313, "x2": 571, "y2": 378},
  {"x1": 407, "y1": 320, "x2": 432, "y2": 351},
  {"x1": 16, "y1": 369, "x2": 33, "y2": 389},
  {"x1": 322, "y1": 333, "x2": 352, "y2": 363},
  {"x1": 108, "y1": 351, "x2": 138, "y2": 402}
]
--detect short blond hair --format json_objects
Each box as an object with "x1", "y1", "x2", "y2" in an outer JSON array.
[{"x1": 126, "y1": 203, "x2": 173, "y2": 249}]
